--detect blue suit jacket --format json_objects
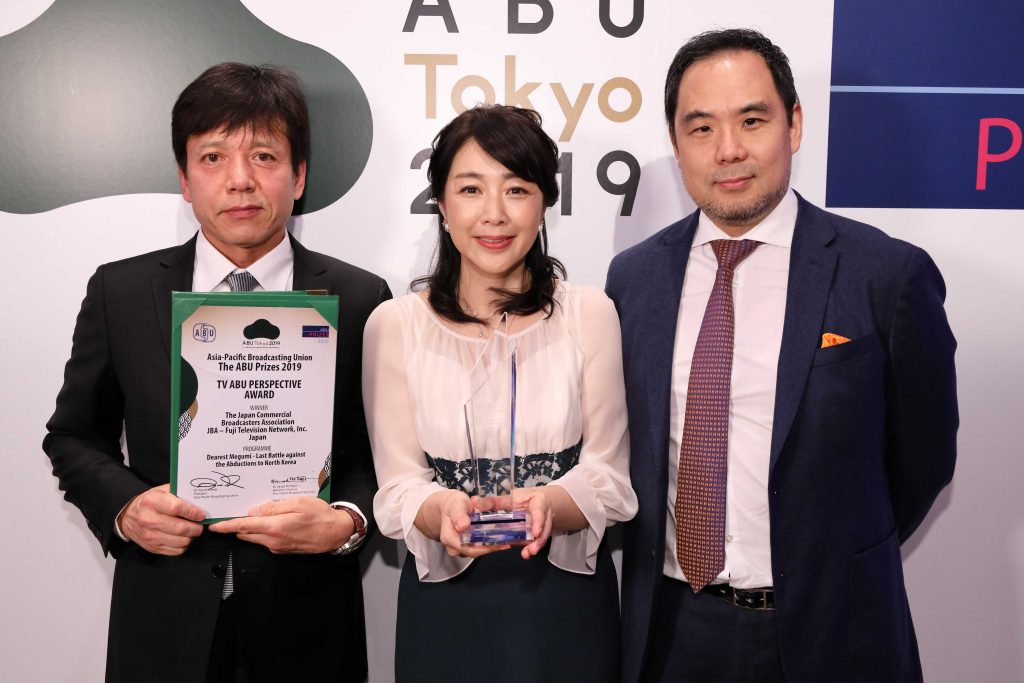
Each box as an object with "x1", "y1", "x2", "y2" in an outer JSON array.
[{"x1": 606, "y1": 194, "x2": 957, "y2": 683}]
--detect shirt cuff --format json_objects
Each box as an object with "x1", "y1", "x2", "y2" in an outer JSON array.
[
  {"x1": 113, "y1": 500, "x2": 132, "y2": 542},
  {"x1": 543, "y1": 477, "x2": 606, "y2": 575}
]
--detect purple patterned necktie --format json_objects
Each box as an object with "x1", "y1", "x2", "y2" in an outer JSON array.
[{"x1": 676, "y1": 238, "x2": 760, "y2": 592}]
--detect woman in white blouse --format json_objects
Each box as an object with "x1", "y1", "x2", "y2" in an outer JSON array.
[{"x1": 362, "y1": 104, "x2": 637, "y2": 683}]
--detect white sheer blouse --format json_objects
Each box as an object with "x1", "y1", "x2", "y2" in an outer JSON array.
[{"x1": 362, "y1": 282, "x2": 637, "y2": 582}]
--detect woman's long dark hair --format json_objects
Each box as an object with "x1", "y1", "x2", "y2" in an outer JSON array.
[{"x1": 412, "y1": 104, "x2": 566, "y2": 325}]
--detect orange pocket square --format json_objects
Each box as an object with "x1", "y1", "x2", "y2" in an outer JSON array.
[{"x1": 821, "y1": 332, "x2": 851, "y2": 348}]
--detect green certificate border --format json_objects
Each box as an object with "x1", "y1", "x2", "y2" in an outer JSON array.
[{"x1": 169, "y1": 291, "x2": 339, "y2": 522}]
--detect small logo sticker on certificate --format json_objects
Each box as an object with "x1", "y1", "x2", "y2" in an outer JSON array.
[{"x1": 302, "y1": 325, "x2": 330, "y2": 338}]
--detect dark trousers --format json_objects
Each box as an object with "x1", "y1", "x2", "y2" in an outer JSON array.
[
  {"x1": 643, "y1": 576, "x2": 784, "y2": 683},
  {"x1": 205, "y1": 597, "x2": 248, "y2": 683}
]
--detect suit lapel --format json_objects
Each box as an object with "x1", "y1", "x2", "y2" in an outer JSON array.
[
  {"x1": 154, "y1": 236, "x2": 197, "y2": 357},
  {"x1": 769, "y1": 195, "x2": 837, "y2": 473},
  {"x1": 290, "y1": 234, "x2": 328, "y2": 292},
  {"x1": 644, "y1": 214, "x2": 698, "y2": 501}
]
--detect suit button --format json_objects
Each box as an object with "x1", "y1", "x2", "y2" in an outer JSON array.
[{"x1": 212, "y1": 564, "x2": 226, "y2": 579}]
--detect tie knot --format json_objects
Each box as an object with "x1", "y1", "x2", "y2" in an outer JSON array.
[
  {"x1": 225, "y1": 271, "x2": 259, "y2": 292},
  {"x1": 710, "y1": 239, "x2": 760, "y2": 271}
]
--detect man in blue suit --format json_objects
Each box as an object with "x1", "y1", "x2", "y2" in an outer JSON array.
[{"x1": 607, "y1": 29, "x2": 957, "y2": 682}]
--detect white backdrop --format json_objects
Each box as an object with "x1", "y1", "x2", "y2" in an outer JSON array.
[{"x1": 1, "y1": 2, "x2": 1022, "y2": 681}]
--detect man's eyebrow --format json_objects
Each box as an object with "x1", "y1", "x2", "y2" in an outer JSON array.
[
  {"x1": 192, "y1": 137, "x2": 283, "y2": 150},
  {"x1": 681, "y1": 102, "x2": 774, "y2": 124},
  {"x1": 682, "y1": 110, "x2": 712, "y2": 124},
  {"x1": 249, "y1": 137, "x2": 282, "y2": 148},
  {"x1": 739, "y1": 101, "x2": 772, "y2": 115}
]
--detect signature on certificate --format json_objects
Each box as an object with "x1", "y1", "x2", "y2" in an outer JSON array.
[
  {"x1": 190, "y1": 471, "x2": 244, "y2": 490},
  {"x1": 270, "y1": 475, "x2": 309, "y2": 484}
]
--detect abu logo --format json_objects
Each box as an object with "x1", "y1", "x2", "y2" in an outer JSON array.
[
  {"x1": 0, "y1": 0, "x2": 372, "y2": 214},
  {"x1": 192, "y1": 323, "x2": 217, "y2": 343}
]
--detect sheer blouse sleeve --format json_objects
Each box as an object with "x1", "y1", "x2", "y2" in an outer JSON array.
[
  {"x1": 546, "y1": 286, "x2": 638, "y2": 574},
  {"x1": 362, "y1": 300, "x2": 471, "y2": 582}
]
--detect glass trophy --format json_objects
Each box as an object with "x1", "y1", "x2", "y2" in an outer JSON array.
[{"x1": 460, "y1": 318, "x2": 534, "y2": 547}]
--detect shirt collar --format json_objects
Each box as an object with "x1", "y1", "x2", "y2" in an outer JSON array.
[
  {"x1": 193, "y1": 228, "x2": 294, "y2": 292},
  {"x1": 693, "y1": 188, "x2": 797, "y2": 249}
]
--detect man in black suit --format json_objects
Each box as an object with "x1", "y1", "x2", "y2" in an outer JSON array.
[
  {"x1": 608, "y1": 30, "x2": 957, "y2": 682},
  {"x1": 44, "y1": 63, "x2": 390, "y2": 683}
]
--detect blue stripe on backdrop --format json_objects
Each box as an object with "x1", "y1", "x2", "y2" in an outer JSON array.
[{"x1": 831, "y1": 86, "x2": 1024, "y2": 96}]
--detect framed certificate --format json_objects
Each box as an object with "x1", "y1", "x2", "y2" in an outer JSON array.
[{"x1": 169, "y1": 291, "x2": 338, "y2": 522}]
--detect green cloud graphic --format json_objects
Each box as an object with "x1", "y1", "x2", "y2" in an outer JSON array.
[
  {"x1": 243, "y1": 318, "x2": 281, "y2": 340},
  {"x1": 0, "y1": 0, "x2": 372, "y2": 214}
]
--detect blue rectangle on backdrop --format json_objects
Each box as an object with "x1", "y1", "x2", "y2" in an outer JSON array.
[
  {"x1": 831, "y1": 0, "x2": 1023, "y2": 88},
  {"x1": 826, "y1": 93, "x2": 1024, "y2": 209},
  {"x1": 826, "y1": 0, "x2": 1024, "y2": 208}
]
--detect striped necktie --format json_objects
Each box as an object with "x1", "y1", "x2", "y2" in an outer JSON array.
[
  {"x1": 676, "y1": 239, "x2": 760, "y2": 592},
  {"x1": 225, "y1": 270, "x2": 259, "y2": 293},
  {"x1": 220, "y1": 270, "x2": 258, "y2": 598}
]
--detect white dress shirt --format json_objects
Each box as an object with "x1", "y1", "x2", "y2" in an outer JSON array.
[
  {"x1": 664, "y1": 190, "x2": 796, "y2": 589},
  {"x1": 193, "y1": 228, "x2": 293, "y2": 292}
]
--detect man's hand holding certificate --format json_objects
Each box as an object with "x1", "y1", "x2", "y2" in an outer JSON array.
[{"x1": 209, "y1": 496, "x2": 355, "y2": 554}]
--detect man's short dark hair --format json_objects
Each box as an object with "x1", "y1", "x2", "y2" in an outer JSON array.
[
  {"x1": 172, "y1": 63, "x2": 310, "y2": 174},
  {"x1": 665, "y1": 29, "x2": 799, "y2": 141}
]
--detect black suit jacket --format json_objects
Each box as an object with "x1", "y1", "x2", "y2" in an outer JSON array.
[
  {"x1": 44, "y1": 233, "x2": 391, "y2": 683},
  {"x1": 607, "y1": 195, "x2": 958, "y2": 683}
]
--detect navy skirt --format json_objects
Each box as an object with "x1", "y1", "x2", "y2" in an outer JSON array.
[{"x1": 395, "y1": 542, "x2": 621, "y2": 683}]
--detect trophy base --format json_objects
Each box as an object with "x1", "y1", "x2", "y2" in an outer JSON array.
[{"x1": 460, "y1": 509, "x2": 534, "y2": 547}]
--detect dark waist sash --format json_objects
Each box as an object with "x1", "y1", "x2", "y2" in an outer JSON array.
[{"x1": 425, "y1": 438, "x2": 583, "y2": 496}]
